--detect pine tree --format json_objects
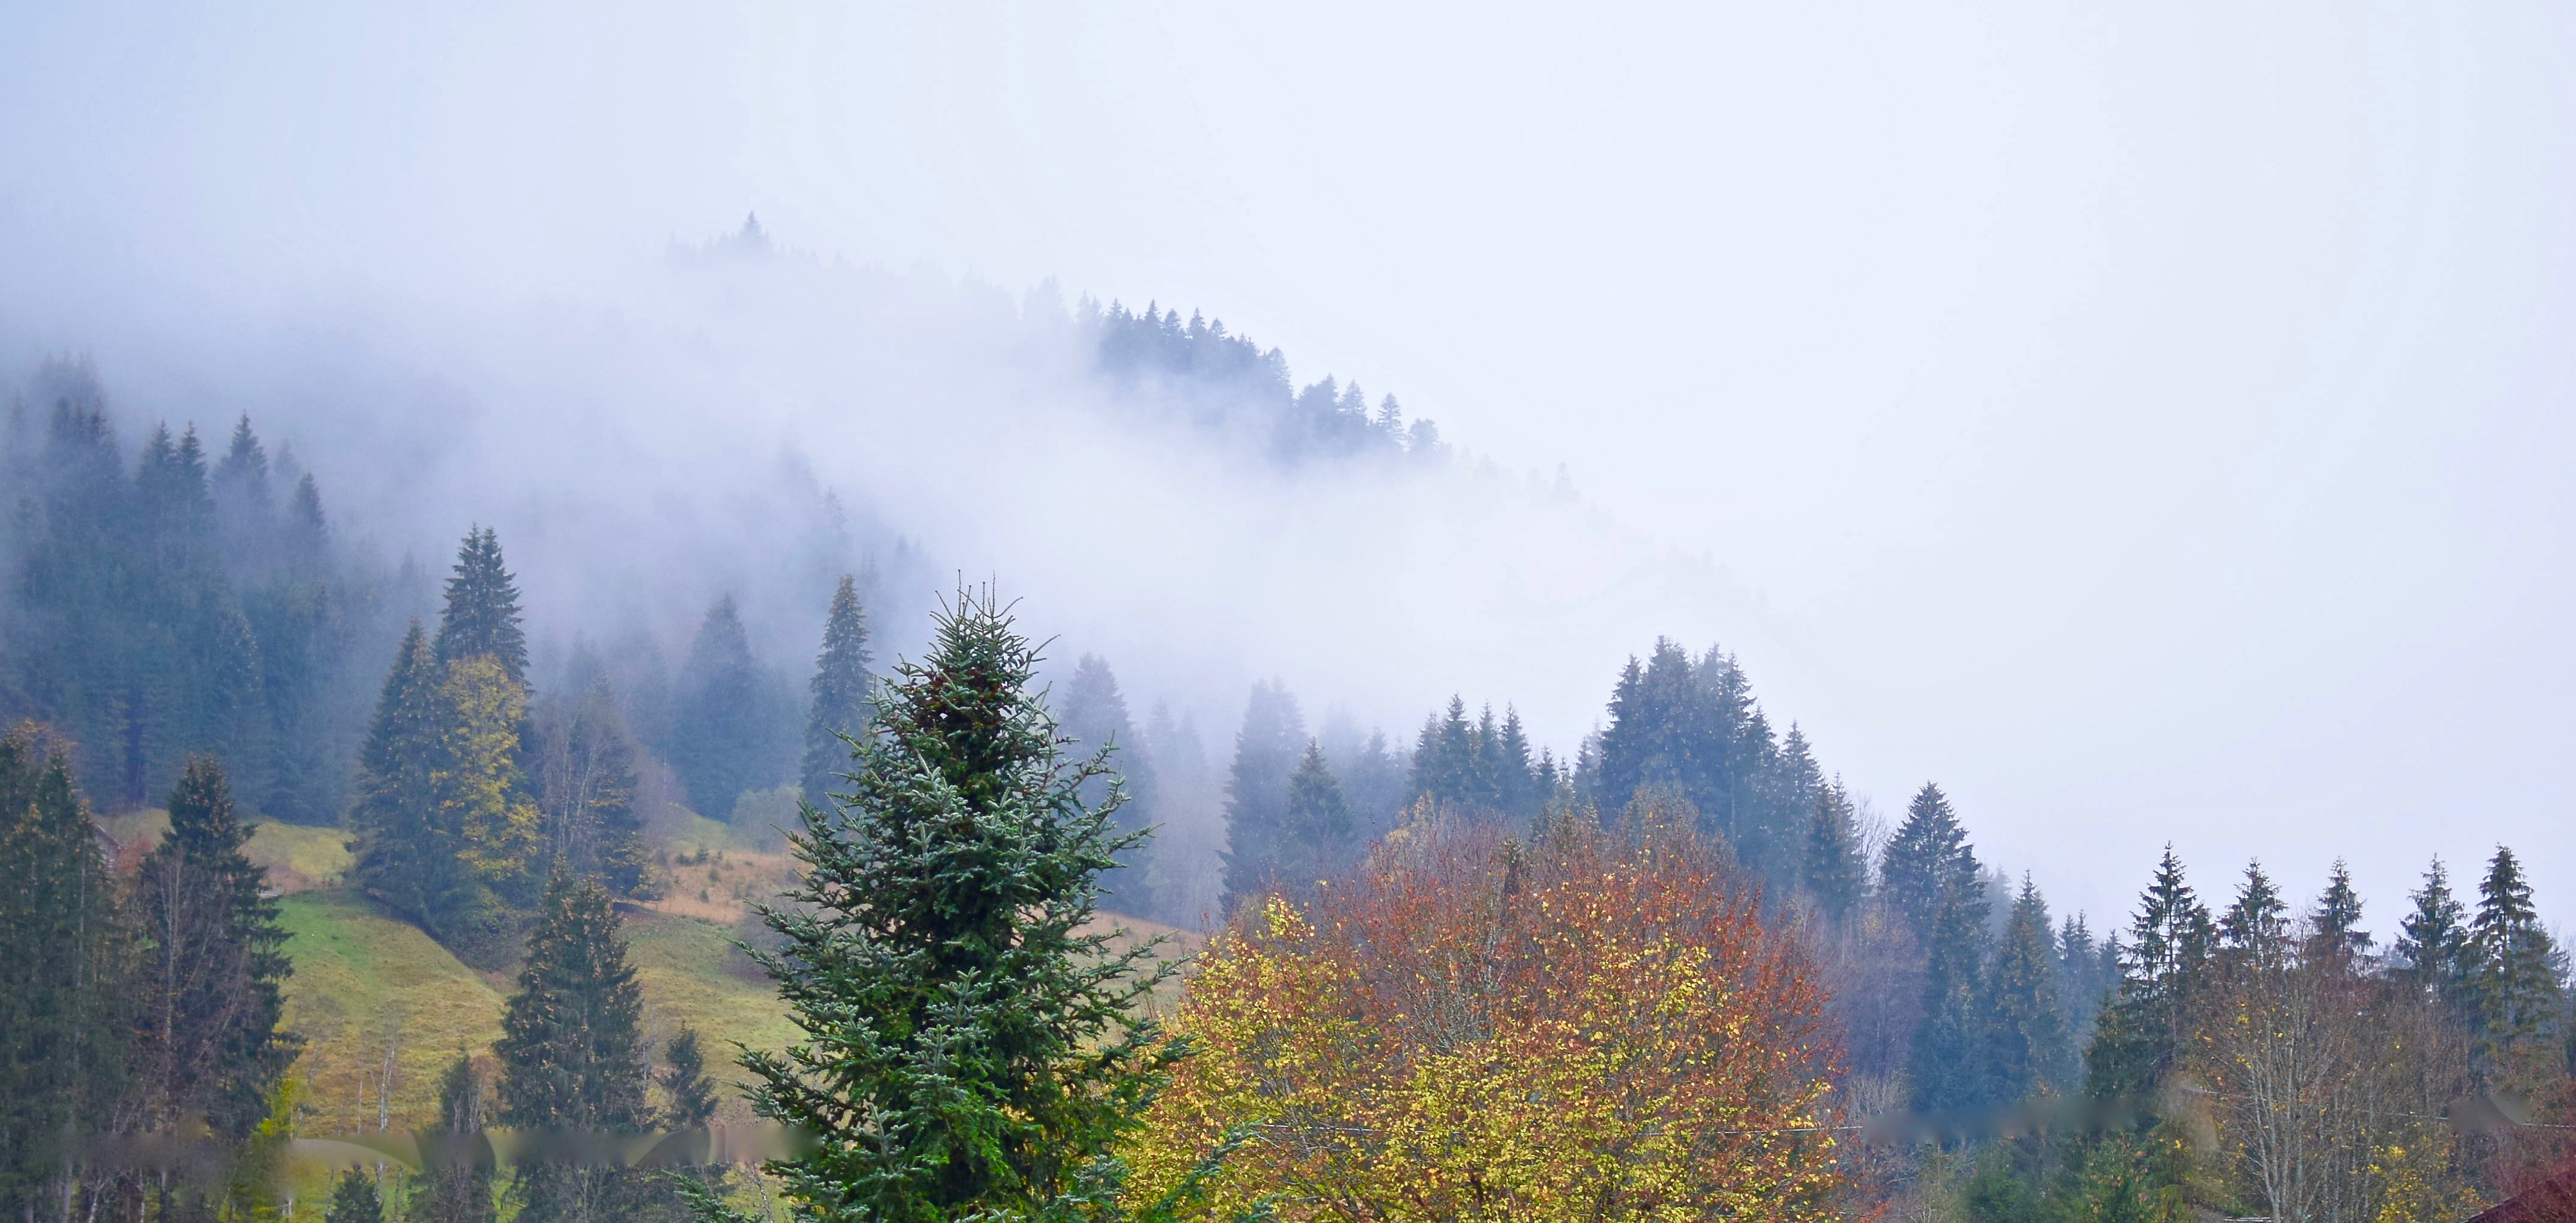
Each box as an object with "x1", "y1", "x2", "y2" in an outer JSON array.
[
  {"x1": 1880, "y1": 783, "x2": 1978, "y2": 942},
  {"x1": 2463, "y1": 846, "x2": 2563, "y2": 1078},
  {"x1": 2084, "y1": 846, "x2": 2213, "y2": 1099},
  {"x1": 799, "y1": 575, "x2": 874, "y2": 811},
  {"x1": 1273, "y1": 741, "x2": 1356, "y2": 896},
  {"x1": 0, "y1": 727, "x2": 132, "y2": 1215},
  {"x1": 412, "y1": 1053, "x2": 498, "y2": 1223},
  {"x1": 2217, "y1": 861, "x2": 2290, "y2": 960},
  {"x1": 1985, "y1": 878, "x2": 2074, "y2": 1102},
  {"x1": 2309, "y1": 860, "x2": 2368, "y2": 962},
  {"x1": 662, "y1": 1026, "x2": 721, "y2": 1129},
  {"x1": 133, "y1": 756, "x2": 300, "y2": 1139},
  {"x1": 2394, "y1": 858, "x2": 2473, "y2": 1013},
  {"x1": 1800, "y1": 778, "x2": 1864, "y2": 923},
  {"x1": 1220, "y1": 679, "x2": 1307, "y2": 911},
  {"x1": 734, "y1": 591, "x2": 1189, "y2": 1219},
  {"x1": 325, "y1": 1169, "x2": 387, "y2": 1223},
  {"x1": 1908, "y1": 876, "x2": 1994, "y2": 1114},
  {"x1": 433, "y1": 527, "x2": 528, "y2": 684},
  {"x1": 671, "y1": 596, "x2": 791, "y2": 819},
  {"x1": 352, "y1": 624, "x2": 476, "y2": 935},
  {"x1": 1495, "y1": 706, "x2": 1540, "y2": 819},
  {"x1": 1057, "y1": 655, "x2": 1159, "y2": 913},
  {"x1": 496, "y1": 870, "x2": 655, "y2": 1222}
]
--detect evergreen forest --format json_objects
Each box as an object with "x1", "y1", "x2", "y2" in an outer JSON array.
[{"x1": 2, "y1": 342, "x2": 2570, "y2": 1223}]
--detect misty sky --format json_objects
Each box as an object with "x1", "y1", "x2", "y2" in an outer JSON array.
[{"x1": 4, "y1": 3, "x2": 2572, "y2": 929}]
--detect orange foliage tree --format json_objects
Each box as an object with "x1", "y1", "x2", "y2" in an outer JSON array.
[{"x1": 1126, "y1": 811, "x2": 1850, "y2": 1222}]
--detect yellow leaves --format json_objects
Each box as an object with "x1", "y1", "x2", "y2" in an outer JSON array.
[
  {"x1": 436, "y1": 656, "x2": 542, "y2": 884},
  {"x1": 1125, "y1": 819, "x2": 1848, "y2": 1222}
]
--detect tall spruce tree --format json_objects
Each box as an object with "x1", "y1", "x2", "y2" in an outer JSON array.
[
  {"x1": 496, "y1": 869, "x2": 655, "y2": 1222},
  {"x1": 2084, "y1": 846, "x2": 2213, "y2": 1099},
  {"x1": 799, "y1": 575, "x2": 874, "y2": 811},
  {"x1": 2394, "y1": 857, "x2": 2473, "y2": 1012},
  {"x1": 1273, "y1": 741, "x2": 1356, "y2": 897},
  {"x1": 1219, "y1": 679, "x2": 1307, "y2": 911},
  {"x1": 1985, "y1": 878, "x2": 2074, "y2": 1102},
  {"x1": 0, "y1": 727, "x2": 132, "y2": 1215},
  {"x1": 1800, "y1": 778, "x2": 1864, "y2": 924},
  {"x1": 351, "y1": 623, "x2": 477, "y2": 935},
  {"x1": 661, "y1": 1027, "x2": 721, "y2": 1129},
  {"x1": 2311, "y1": 859, "x2": 2369, "y2": 960},
  {"x1": 733, "y1": 591, "x2": 1189, "y2": 1219},
  {"x1": 412, "y1": 1053, "x2": 498, "y2": 1223},
  {"x1": 1908, "y1": 875, "x2": 1995, "y2": 1114},
  {"x1": 133, "y1": 756, "x2": 300, "y2": 1139},
  {"x1": 671, "y1": 596, "x2": 791, "y2": 819},
  {"x1": 1880, "y1": 783, "x2": 1978, "y2": 943},
  {"x1": 1057, "y1": 655, "x2": 1160, "y2": 912},
  {"x1": 434, "y1": 527, "x2": 528, "y2": 684},
  {"x1": 2463, "y1": 846, "x2": 2563, "y2": 1079}
]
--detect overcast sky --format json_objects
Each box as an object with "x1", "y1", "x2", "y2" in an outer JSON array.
[{"x1": 3, "y1": 2, "x2": 2571, "y2": 928}]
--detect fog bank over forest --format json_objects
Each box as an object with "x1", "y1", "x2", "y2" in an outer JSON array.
[{"x1": 0, "y1": 224, "x2": 1765, "y2": 785}]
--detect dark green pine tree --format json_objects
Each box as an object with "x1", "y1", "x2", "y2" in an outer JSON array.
[
  {"x1": 671, "y1": 596, "x2": 791, "y2": 819},
  {"x1": 2057, "y1": 914, "x2": 2114, "y2": 1049},
  {"x1": 133, "y1": 756, "x2": 300, "y2": 1139},
  {"x1": 411, "y1": 1053, "x2": 498, "y2": 1223},
  {"x1": 734, "y1": 591, "x2": 1190, "y2": 1220},
  {"x1": 1220, "y1": 679, "x2": 1308, "y2": 911},
  {"x1": 324, "y1": 1169, "x2": 388, "y2": 1223},
  {"x1": 433, "y1": 526, "x2": 529, "y2": 683},
  {"x1": 0, "y1": 727, "x2": 132, "y2": 1215},
  {"x1": 496, "y1": 869, "x2": 656, "y2": 1222},
  {"x1": 2394, "y1": 857, "x2": 2473, "y2": 1012},
  {"x1": 2217, "y1": 861, "x2": 2290, "y2": 964},
  {"x1": 351, "y1": 621, "x2": 478, "y2": 935},
  {"x1": 1273, "y1": 742, "x2": 1356, "y2": 898},
  {"x1": 2463, "y1": 846, "x2": 2563, "y2": 1078},
  {"x1": 799, "y1": 575, "x2": 874, "y2": 812},
  {"x1": 1907, "y1": 876, "x2": 1995, "y2": 1114},
  {"x1": 1984, "y1": 878, "x2": 2074, "y2": 1102},
  {"x1": 1408, "y1": 697, "x2": 1478, "y2": 812},
  {"x1": 1494, "y1": 706, "x2": 1541, "y2": 819},
  {"x1": 2309, "y1": 859, "x2": 2369, "y2": 961},
  {"x1": 1057, "y1": 655, "x2": 1160, "y2": 913},
  {"x1": 661, "y1": 1026, "x2": 721, "y2": 1129},
  {"x1": 2084, "y1": 846, "x2": 2213, "y2": 1100},
  {"x1": 1880, "y1": 783, "x2": 1978, "y2": 942},
  {"x1": 1800, "y1": 778, "x2": 1864, "y2": 924}
]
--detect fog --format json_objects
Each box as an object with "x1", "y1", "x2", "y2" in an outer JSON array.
[{"x1": 3, "y1": 2, "x2": 2571, "y2": 929}]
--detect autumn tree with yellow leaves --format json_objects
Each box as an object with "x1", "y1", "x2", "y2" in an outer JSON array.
[{"x1": 1128, "y1": 810, "x2": 1851, "y2": 1222}]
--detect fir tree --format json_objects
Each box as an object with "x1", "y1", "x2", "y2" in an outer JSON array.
[
  {"x1": 662, "y1": 1026, "x2": 721, "y2": 1129},
  {"x1": 1908, "y1": 876, "x2": 1994, "y2": 1114},
  {"x1": 1220, "y1": 679, "x2": 1307, "y2": 911},
  {"x1": 799, "y1": 575, "x2": 874, "y2": 812},
  {"x1": 1985, "y1": 878, "x2": 2075, "y2": 1103},
  {"x1": 2309, "y1": 859, "x2": 2369, "y2": 961},
  {"x1": 434, "y1": 527, "x2": 528, "y2": 684},
  {"x1": 1880, "y1": 783, "x2": 1978, "y2": 941},
  {"x1": 133, "y1": 756, "x2": 300, "y2": 1139},
  {"x1": 2084, "y1": 846, "x2": 2213, "y2": 1099},
  {"x1": 412, "y1": 1053, "x2": 498, "y2": 1223},
  {"x1": 351, "y1": 622, "x2": 477, "y2": 934},
  {"x1": 1273, "y1": 741, "x2": 1356, "y2": 896},
  {"x1": 496, "y1": 870, "x2": 655, "y2": 1222},
  {"x1": 0, "y1": 727, "x2": 132, "y2": 1214},
  {"x1": 1800, "y1": 778, "x2": 1864, "y2": 924},
  {"x1": 671, "y1": 596, "x2": 792, "y2": 819},
  {"x1": 325, "y1": 1169, "x2": 388, "y2": 1223},
  {"x1": 1057, "y1": 655, "x2": 1160, "y2": 912},
  {"x1": 2463, "y1": 846, "x2": 2563, "y2": 1077},
  {"x1": 733, "y1": 591, "x2": 1190, "y2": 1219},
  {"x1": 2217, "y1": 861, "x2": 2290, "y2": 959},
  {"x1": 2394, "y1": 858, "x2": 2473, "y2": 1012}
]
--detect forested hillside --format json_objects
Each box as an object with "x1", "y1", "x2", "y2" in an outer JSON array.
[{"x1": 2, "y1": 346, "x2": 2569, "y2": 1222}]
